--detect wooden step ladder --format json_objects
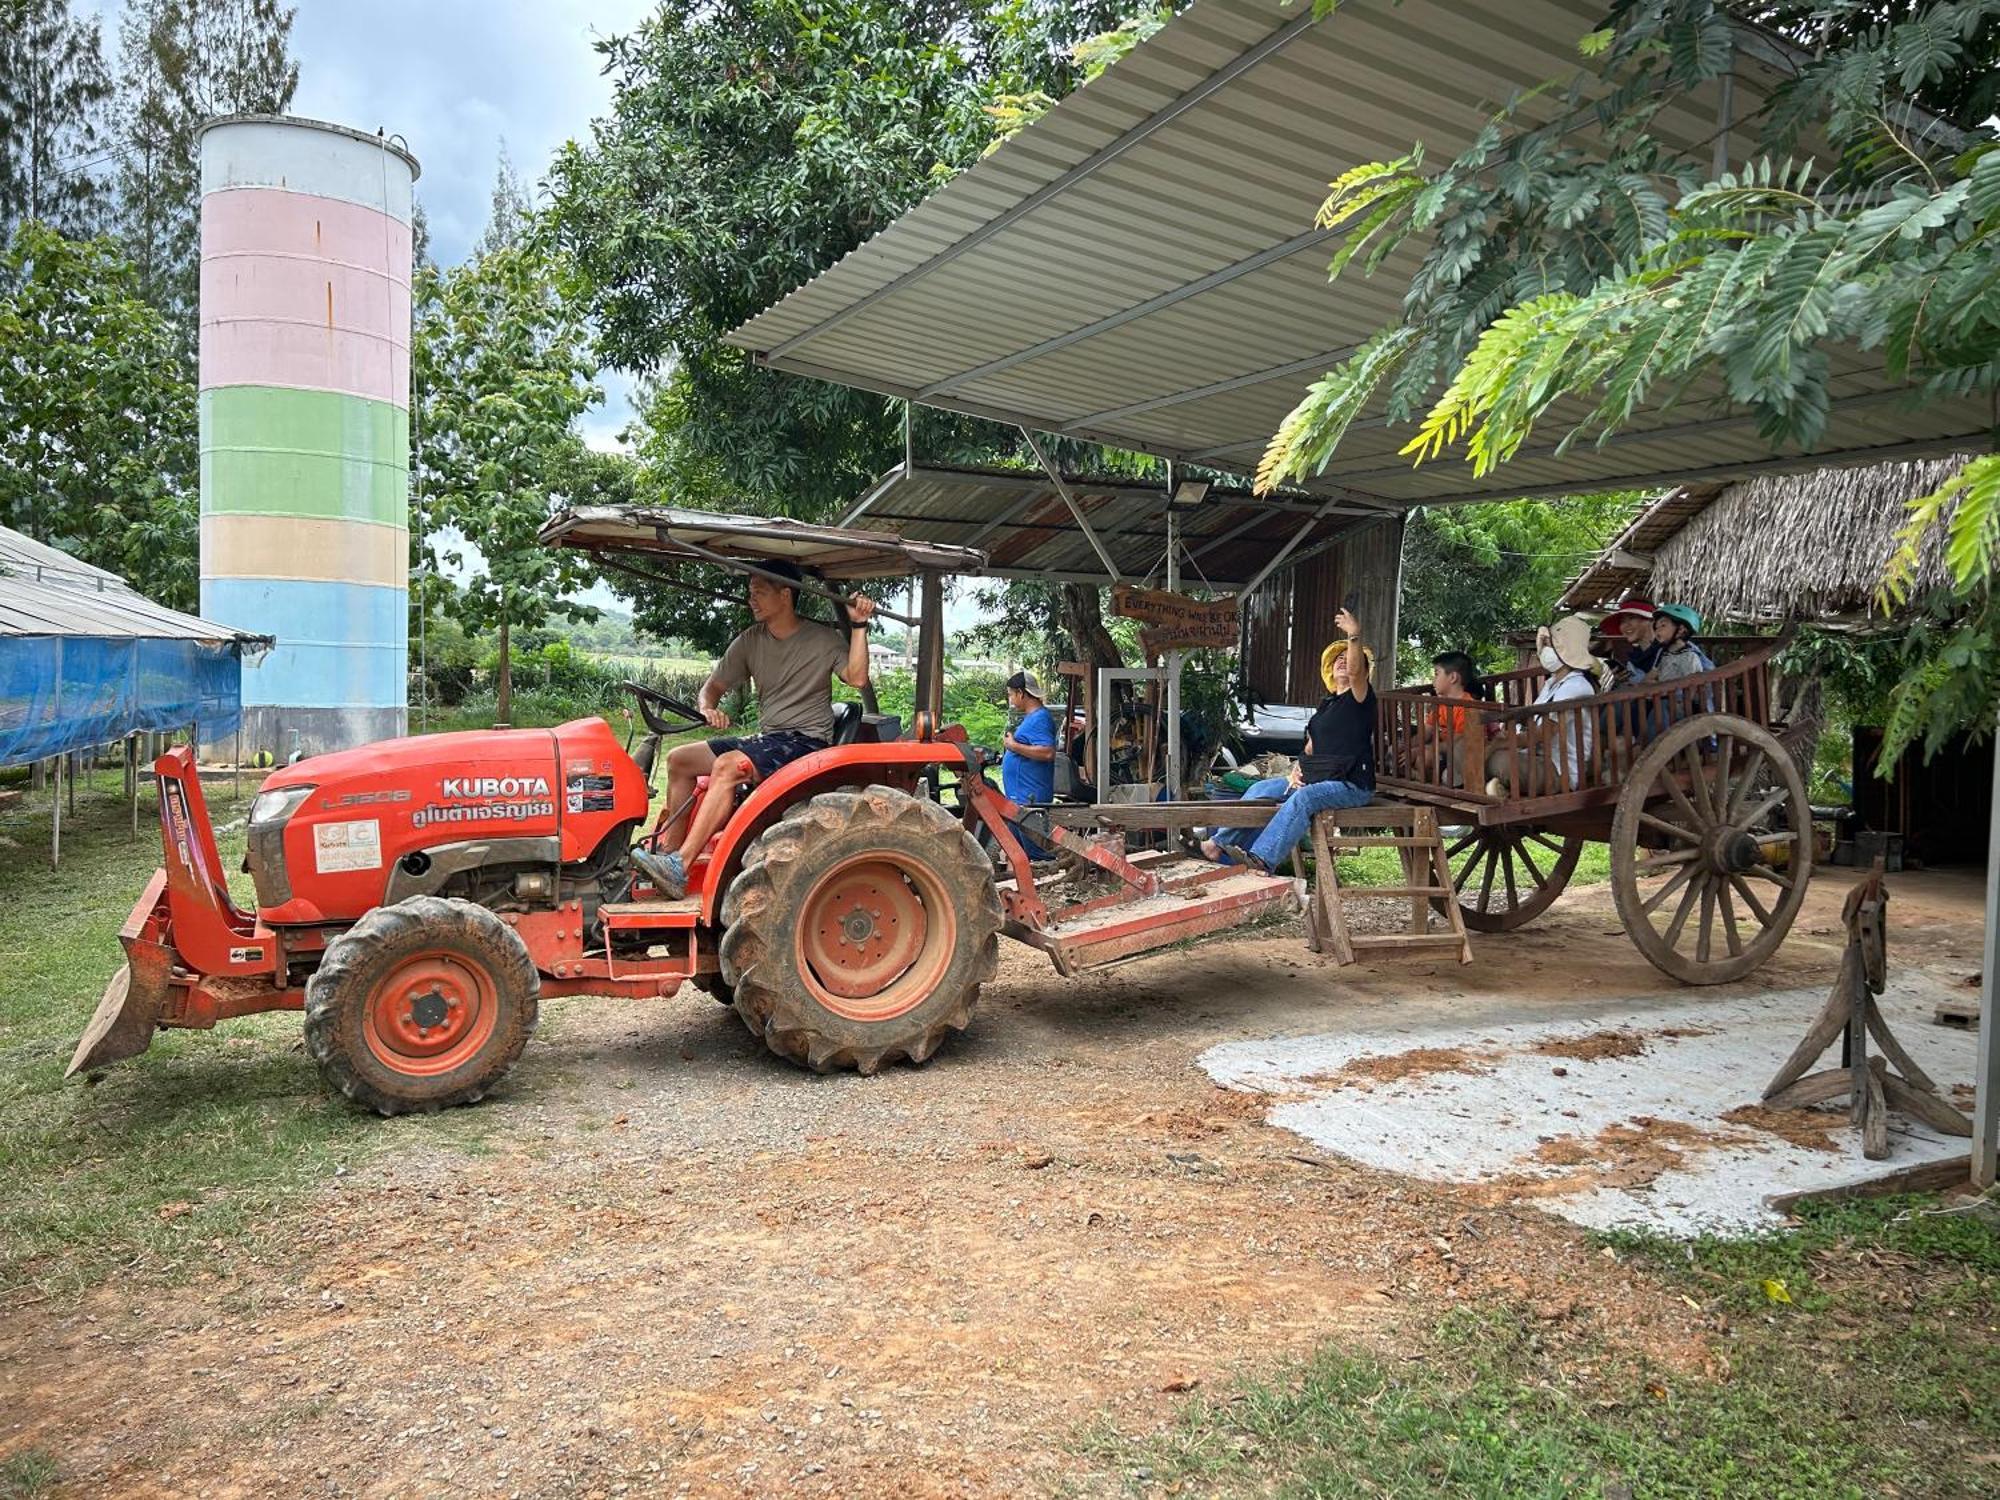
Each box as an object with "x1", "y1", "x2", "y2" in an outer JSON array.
[{"x1": 1305, "y1": 802, "x2": 1473, "y2": 966}]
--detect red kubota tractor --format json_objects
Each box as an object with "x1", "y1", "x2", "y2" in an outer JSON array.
[{"x1": 70, "y1": 508, "x2": 1299, "y2": 1113}]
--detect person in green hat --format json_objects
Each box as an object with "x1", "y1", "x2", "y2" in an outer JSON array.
[{"x1": 1650, "y1": 603, "x2": 1713, "y2": 684}]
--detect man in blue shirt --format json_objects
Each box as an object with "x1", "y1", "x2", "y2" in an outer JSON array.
[
  {"x1": 999, "y1": 669, "x2": 1057, "y2": 859},
  {"x1": 1001, "y1": 669, "x2": 1056, "y2": 803}
]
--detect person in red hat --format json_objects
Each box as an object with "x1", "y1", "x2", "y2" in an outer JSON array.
[{"x1": 1597, "y1": 598, "x2": 1662, "y2": 685}]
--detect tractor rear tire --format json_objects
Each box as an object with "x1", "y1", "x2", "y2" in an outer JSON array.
[
  {"x1": 719, "y1": 785, "x2": 1001, "y2": 1074},
  {"x1": 305, "y1": 896, "x2": 539, "y2": 1116}
]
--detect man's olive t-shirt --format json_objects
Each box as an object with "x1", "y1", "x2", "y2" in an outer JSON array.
[{"x1": 714, "y1": 621, "x2": 848, "y2": 742}]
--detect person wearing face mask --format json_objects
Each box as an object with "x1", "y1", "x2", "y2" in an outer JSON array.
[
  {"x1": 1201, "y1": 606, "x2": 1375, "y2": 872},
  {"x1": 1484, "y1": 614, "x2": 1600, "y2": 796}
]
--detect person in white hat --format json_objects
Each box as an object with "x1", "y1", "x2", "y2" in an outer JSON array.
[{"x1": 1484, "y1": 614, "x2": 1602, "y2": 796}]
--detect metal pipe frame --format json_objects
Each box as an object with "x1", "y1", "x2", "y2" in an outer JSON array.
[
  {"x1": 666, "y1": 534, "x2": 922, "y2": 628},
  {"x1": 1021, "y1": 429, "x2": 1124, "y2": 583},
  {"x1": 1239, "y1": 503, "x2": 1378, "y2": 600},
  {"x1": 1095, "y1": 666, "x2": 1167, "y2": 798},
  {"x1": 838, "y1": 465, "x2": 908, "y2": 527},
  {"x1": 755, "y1": 349, "x2": 1394, "y2": 510}
]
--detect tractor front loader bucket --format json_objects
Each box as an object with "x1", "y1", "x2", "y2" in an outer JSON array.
[
  {"x1": 69, "y1": 873, "x2": 175, "y2": 1075},
  {"x1": 68, "y1": 748, "x2": 295, "y2": 1079}
]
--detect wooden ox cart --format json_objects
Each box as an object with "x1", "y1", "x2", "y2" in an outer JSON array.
[{"x1": 1373, "y1": 637, "x2": 1812, "y2": 984}]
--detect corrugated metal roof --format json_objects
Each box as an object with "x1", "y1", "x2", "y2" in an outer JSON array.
[
  {"x1": 843, "y1": 464, "x2": 1368, "y2": 585},
  {"x1": 726, "y1": 0, "x2": 1986, "y2": 506},
  {"x1": 1560, "y1": 486, "x2": 1726, "y2": 610},
  {"x1": 0, "y1": 528, "x2": 125, "y2": 588},
  {"x1": 0, "y1": 525, "x2": 271, "y2": 643}
]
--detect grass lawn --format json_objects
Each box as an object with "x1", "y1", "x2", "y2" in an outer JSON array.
[
  {"x1": 0, "y1": 769, "x2": 493, "y2": 1303},
  {"x1": 1332, "y1": 840, "x2": 1612, "y2": 890},
  {"x1": 1079, "y1": 1195, "x2": 2000, "y2": 1498}
]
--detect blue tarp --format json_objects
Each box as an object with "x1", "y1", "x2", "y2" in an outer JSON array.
[{"x1": 0, "y1": 636, "x2": 244, "y2": 768}]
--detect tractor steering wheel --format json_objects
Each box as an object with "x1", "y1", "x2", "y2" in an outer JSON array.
[{"x1": 619, "y1": 681, "x2": 707, "y2": 735}]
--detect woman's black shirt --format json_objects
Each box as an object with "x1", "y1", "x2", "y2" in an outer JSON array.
[{"x1": 1303, "y1": 690, "x2": 1377, "y2": 789}]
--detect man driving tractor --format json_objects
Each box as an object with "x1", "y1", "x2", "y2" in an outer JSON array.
[{"x1": 632, "y1": 561, "x2": 878, "y2": 898}]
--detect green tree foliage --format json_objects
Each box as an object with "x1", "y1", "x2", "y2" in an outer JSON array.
[
  {"x1": 0, "y1": 221, "x2": 196, "y2": 606},
  {"x1": 1257, "y1": 0, "x2": 2000, "y2": 764},
  {"x1": 981, "y1": 5, "x2": 1175, "y2": 148},
  {"x1": 412, "y1": 208, "x2": 610, "y2": 726},
  {"x1": 1398, "y1": 493, "x2": 1641, "y2": 670},
  {"x1": 0, "y1": 0, "x2": 113, "y2": 240},
  {"x1": 110, "y1": 0, "x2": 298, "y2": 335},
  {"x1": 546, "y1": 0, "x2": 1131, "y2": 519},
  {"x1": 546, "y1": 0, "x2": 1144, "y2": 667},
  {"x1": 474, "y1": 140, "x2": 529, "y2": 259}
]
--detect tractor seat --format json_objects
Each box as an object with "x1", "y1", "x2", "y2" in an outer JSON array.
[{"x1": 829, "y1": 704, "x2": 901, "y2": 745}]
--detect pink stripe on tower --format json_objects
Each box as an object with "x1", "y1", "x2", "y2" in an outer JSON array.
[
  {"x1": 199, "y1": 317, "x2": 411, "y2": 408},
  {"x1": 200, "y1": 187, "x2": 412, "y2": 270},
  {"x1": 198, "y1": 184, "x2": 413, "y2": 406}
]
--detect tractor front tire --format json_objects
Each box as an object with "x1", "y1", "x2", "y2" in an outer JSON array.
[
  {"x1": 719, "y1": 786, "x2": 1001, "y2": 1074},
  {"x1": 305, "y1": 896, "x2": 539, "y2": 1116}
]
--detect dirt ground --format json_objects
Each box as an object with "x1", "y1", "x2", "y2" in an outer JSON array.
[{"x1": 3, "y1": 867, "x2": 1987, "y2": 1498}]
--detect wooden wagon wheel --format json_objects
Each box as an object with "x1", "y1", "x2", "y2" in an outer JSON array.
[
  {"x1": 1436, "y1": 825, "x2": 1584, "y2": 932},
  {"x1": 1611, "y1": 712, "x2": 1812, "y2": 985}
]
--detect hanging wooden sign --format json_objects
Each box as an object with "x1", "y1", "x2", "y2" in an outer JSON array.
[{"x1": 1111, "y1": 584, "x2": 1240, "y2": 652}]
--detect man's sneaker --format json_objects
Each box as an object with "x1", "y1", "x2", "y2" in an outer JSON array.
[{"x1": 630, "y1": 847, "x2": 688, "y2": 899}]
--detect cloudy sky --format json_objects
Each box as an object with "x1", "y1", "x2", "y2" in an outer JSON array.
[
  {"x1": 287, "y1": 0, "x2": 657, "y2": 448},
  {"x1": 261, "y1": 0, "x2": 661, "y2": 608}
]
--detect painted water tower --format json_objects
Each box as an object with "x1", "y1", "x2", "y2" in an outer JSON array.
[{"x1": 197, "y1": 114, "x2": 419, "y2": 755}]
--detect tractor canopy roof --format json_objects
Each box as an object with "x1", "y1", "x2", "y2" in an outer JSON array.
[{"x1": 540, "y1": 504, "x2": 988, "y2": 582}]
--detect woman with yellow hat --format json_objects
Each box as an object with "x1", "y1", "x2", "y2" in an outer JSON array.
[{"x1": 1202, "y1": 605, "x2": 1376, "y2": 872}]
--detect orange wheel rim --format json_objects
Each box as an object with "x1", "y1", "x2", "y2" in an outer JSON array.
[
  {"x1": 362, "y1": 952, "x2": 499, "y2": 1077},
  {"x1": 797, "y1": 855, "x2": 956, "y2": 1023}
]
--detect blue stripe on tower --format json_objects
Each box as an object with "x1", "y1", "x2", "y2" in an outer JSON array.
[{"x1": 202, "y1": 578, "x2": 407, "y2": 709}]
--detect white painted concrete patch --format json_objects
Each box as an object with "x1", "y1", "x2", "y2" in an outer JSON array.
[{"x1": 1200, "y1": 976, "x2": 1978, "y2": 1238}]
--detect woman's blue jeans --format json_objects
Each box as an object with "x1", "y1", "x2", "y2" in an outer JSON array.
[{"x1": 1212, "y1": 776, "x2": 1373, "y2": 871}]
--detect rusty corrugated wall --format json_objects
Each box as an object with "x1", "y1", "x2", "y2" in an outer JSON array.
[{"x1": 1239, "y1": 515, "x2": 1406, "y2": 705}]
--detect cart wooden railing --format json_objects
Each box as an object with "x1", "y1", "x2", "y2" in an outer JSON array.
[{"x1": 1374, "y1": 638, "x2": 1783, "y2": 832}]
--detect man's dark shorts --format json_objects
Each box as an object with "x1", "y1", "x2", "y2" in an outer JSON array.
[{"x1": 708, "y1": 730, "x2": 830, "y2": 782}]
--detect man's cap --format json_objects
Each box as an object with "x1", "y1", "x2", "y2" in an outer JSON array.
[
  {"x1": 757, "y1": 560, "x2": 804, "y2": 588},
  {"x1": 1007, "y1": 669, "x2": 1044, "y2": 698}
]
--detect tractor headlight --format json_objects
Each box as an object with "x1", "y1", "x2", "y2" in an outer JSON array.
[
  {"x1": 246, "y1": 784, "x2": 312, "y2": 909},
  {"x1": 249, "y1": 785, "x2": 313, "y2": 826}
]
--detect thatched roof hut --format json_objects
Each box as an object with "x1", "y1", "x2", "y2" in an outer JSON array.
[{"x1": 1562, "y1": 454, "x2": 1975, "y2": 625}]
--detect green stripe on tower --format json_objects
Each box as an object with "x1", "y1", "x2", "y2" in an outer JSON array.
[{"x1": 199, "y1": 386, "x2": 410, "y2": 527}]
